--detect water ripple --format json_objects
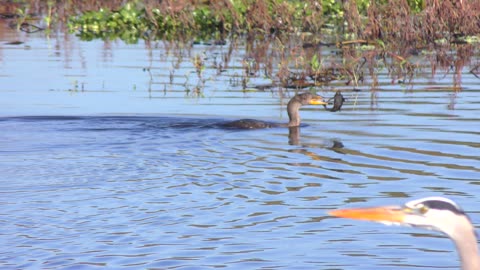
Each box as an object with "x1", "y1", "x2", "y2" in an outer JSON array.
[{"x1": 1, "y1": 35, "x2": 480, "y2": 269}]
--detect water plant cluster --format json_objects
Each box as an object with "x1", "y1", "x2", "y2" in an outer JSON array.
[
  {"x1": 1, "y1": 0, "x2": 479, "y2": 92},
  {"x1": 66, "y1": 0, "x2": 345, "y2": 43},
  {"x1": 60, "y1": 0, "x2": 479, "y2": 46}
]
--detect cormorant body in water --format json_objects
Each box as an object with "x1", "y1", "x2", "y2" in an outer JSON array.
[{"x1": 222, "y1": 92, "x2": 327, "y2": 129}]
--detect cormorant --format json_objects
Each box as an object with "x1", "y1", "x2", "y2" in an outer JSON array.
[{"x1": 223, "y1": 92, "x2": 327, "y2": 129}]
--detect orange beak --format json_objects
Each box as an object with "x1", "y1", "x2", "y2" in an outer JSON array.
[
  {"x1": 329, "y1": 206, "x2": 406, "y2": 223},
  {"x1": 309, "y1": 96, "x2": 328, "y2": 105}
]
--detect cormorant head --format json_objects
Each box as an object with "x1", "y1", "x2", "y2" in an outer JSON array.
[{"x1": 293, "y1": 92, "x2": 327, "y2": 106}]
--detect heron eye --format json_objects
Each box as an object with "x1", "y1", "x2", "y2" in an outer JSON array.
[
  {"x1": 418, "y1": 205, "x2": 429, "y2": 214},
  {"x1": 410, "y1": 203, "x2": 429, "y2": 214}
]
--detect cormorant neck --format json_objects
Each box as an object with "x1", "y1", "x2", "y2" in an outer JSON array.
[
  {"x1": 287, "y1": 99, "x2": 302, "y2": 127},
  {"x1": 288, "y1": 126, "x2": 300, "y2": 145}
]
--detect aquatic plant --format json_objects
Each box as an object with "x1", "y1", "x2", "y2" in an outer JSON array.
[
  {"x1": 67, "y1": 2, "x2": 150, "y2": 43},
  {"x1": 64, "y1": 0, "x2": 366, "y2": 43},
  {"x1": 2, "y1": 0, "x2": 479, "y2": 91}
]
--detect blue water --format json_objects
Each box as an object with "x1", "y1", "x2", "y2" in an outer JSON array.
[{"x1": 1, "y1": 23, "x2": 480, "y2": 269}]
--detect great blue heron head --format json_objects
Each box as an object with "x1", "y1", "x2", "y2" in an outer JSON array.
[{"x1": 329, "y1": 197, "x2": 473, "y2": 239}]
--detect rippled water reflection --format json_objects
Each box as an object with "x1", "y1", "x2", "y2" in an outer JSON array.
[{"x1": 1, "y1": 25, "x2": 480, "y2": 270}]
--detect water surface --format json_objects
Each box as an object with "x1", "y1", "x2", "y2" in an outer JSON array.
[{"x1": 1, "y1": 24, "x2": 480, "y2": 269}]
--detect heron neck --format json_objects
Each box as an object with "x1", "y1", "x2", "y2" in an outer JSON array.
[
  {"x1": 453, "y1": 228, "x2": 480, "y2": 270},
  {"x1": 287, "y1": 100, "x2": 301, "y2": 127}
]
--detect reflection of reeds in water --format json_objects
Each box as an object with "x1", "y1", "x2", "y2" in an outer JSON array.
[{"x1": 2, "y1": 0, "x2": 478, "y2": 94}]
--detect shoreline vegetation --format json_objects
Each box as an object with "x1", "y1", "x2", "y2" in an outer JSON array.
[{"x1": 1, "y1": 0, "x2": 480, "y2": 90}]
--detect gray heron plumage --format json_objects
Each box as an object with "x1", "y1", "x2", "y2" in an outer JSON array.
[{"x1": 329, "y1": 197, "x2": 480, "y2": 270}]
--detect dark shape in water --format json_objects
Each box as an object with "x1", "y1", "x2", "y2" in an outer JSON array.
[
  {"x1": 222, "y1": 92, "x2": 327, "y2": 129},
  {"x1": 324, "y1": 91, "x2": 345, "y2": 112},
  {"x1": 19, "y1": 22, "x2": 44, "y2": 33},
  {"x1": 5, "y1": 41, "x2": 24, "y2": 45}
]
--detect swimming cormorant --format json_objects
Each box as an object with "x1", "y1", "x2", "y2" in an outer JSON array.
[{"x1": 223, "y1": 92, "x2": 327, "y2": 129}]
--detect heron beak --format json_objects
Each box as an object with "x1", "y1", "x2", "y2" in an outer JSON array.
[
  {"x1": 329, "y1": 206, "x2": 406, "y2": 223},
  {"x1": 309, "y1": 96, "x2": 328, "y2": 105}
]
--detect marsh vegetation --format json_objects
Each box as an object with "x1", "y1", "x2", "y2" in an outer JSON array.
[{"x1": 1, "y1": 0, "x2": 480, "y2": 94}]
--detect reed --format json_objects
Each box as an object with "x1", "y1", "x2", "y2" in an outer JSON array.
[{"x1": 1, "y1": 0, "x2": 478, "y2": 90}]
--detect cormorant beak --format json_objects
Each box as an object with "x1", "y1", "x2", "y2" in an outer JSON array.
[
  {"x1": 309, "y1": 96, "x2": 328, "y2": 105},
  {"x1": 329, "y1": 205, "x2": 407, "y2": 225}
]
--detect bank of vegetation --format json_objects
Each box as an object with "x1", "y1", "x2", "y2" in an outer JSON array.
[{"x1": 1, "y1": 0, "x2": 479, "y2": 90}]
